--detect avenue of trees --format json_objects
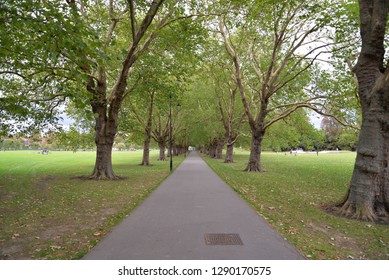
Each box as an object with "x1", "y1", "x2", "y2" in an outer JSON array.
[{"x1": 1, "y1": 0, "x2": 388, "y2": 222}]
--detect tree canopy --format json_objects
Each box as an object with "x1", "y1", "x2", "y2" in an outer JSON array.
[{"x1": 1, "y1": 0, "x2": 363, "y2": 181}]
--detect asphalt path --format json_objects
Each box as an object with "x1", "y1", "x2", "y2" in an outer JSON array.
[{"x1": 84, "y1": 151, "x2": 304, "y2": 260}]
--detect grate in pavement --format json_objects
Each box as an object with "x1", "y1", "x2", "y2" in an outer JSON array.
[{"x1": 204, "y1": 233, "x2": 243, "y2": 245}]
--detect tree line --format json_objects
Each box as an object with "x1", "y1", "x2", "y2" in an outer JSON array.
[{"x1": 1, "y1": 0, "x2": 388, "y2": 222}]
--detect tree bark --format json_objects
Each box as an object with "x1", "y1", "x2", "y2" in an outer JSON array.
[
  {"x1": 216, "y1": 139, "x2": 224, "y2": 159},
  {"x1": 158, "y1": 142, "x2": 166, "y2": 160},
  {"x1": 140, "y1": 91, "x2": 155, "y2": 166},
  {"x1": 209, "y1": 143, "x2": 216, "y2": 158},
  {"x1": 244, "y1": 129, "x2": 264, "y2": 172},
  {"x1": 141, "y1": 138, "x2": 151, "y2": 166},
  {"x1": 332, "y1": 0, "x2": 389, "y2": 222},
  {"x1": 91, "y1": 139, "x2": 116, "y2": 179},
  {"x1": 334, "y1": 83, "x2": 389, "y2": 221},
  {"x1": 89, "y1": 103, "x2": 120, "y2": 179},
  {"x1": 225, "y1": 143, "x2": 234, "y2": 163}
]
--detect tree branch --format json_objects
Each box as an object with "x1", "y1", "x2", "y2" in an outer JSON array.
[
  {"x1": 127, "y1": 0, "x2": 137, "y2": 42},
  {"x1": 219, "y1": 18, "x2": 256, "y2": 130}
]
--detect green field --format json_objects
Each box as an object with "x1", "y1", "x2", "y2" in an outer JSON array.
[
  {"x1": 204, "y1": 151, "x2": 389, "y2": 260},
  {"x1": 1, "y1": 150, "x2": 388, "y2": 260},
  {"x1": 0, "y1": 150, "x2": 184, "y2": 259}
]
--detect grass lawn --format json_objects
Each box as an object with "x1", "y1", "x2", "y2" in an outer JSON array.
[
  {"x1": 203, "y1": 151, "x2": 389, "y2": 260},
  {"x1": 0, "y1": 150, "x2": 184, "y2": 259}
]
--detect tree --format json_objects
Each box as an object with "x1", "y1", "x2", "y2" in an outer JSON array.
[
  {"x1": 126, "y1": 88, "x2": 156, "y2": 166},
  {"x1": 120, "y1": 17, "x2": 203, "y2": 165},
  {"x1": 219, "y1": 1, "x2": 336, "y2": 171},
  {"x1": 182, "y1": 73, "x2": 225, "y2": 156},
  {"x1": 321, "y1": 117, "x2": 344, "y2": 149},
  {"x1": 152, "y1": 109, "x2": 170, "y2": 161},
  {"x1": 1, "y1": 0, "x2": 208, "y2": 179},
  {"x1": 208, "y1": 48, "x2": 246, "y2": 162},
  {"x1": 336, "y1": 129, "x2": 358, "y2": 151},
  {"x1": 0, "y1": 0, "x2": 79, "y2": 136},
  {"x1": 262, "y1": 109, "x2": 323, "y2": 152},
  {"x1": 56, "y1": 125, "x2": 94, "y2": 152},
  {"x1": 331, "y1": 0, "x2": 389, "y2": 222}
]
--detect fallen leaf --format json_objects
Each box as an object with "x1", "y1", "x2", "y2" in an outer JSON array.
[{"x1": 288, "y1": 228, "x2": 298, "y2": 235}]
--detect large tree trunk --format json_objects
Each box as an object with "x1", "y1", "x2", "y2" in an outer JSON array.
[
  {"x1": 89, "y1": 104, "x2": 119, "y2": 179},
  {"x1": 216, "y1": 139, "x2": 224, "y2": 159},
  {"x1": 209, "y1": 144, "x2": 216, "y2": 158},
  {"x1": 332, "y1": 0, "x2": 389, "y2": 222},
  {"x1": 141, "y1": 138, "x2": 151, "y2": 166},
  {"x1": 225, "y1": 143, "x2": 234, "y2": 163},
  {"x1": 91, "y1": 137, "x2": 117, "y2": 179},
  {"x1": 334, "y1": 83, "x2": 389, "y2": 221},
  {"x1": 158, "y1": 142, "x2": 166, "y2": 161},
  {"x1": 244, "y1": 129, "x2": 264, "y2": 172}
]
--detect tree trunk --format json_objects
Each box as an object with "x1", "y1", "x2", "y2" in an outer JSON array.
[
  {"x1": 158, "y1": 142, "x2": 166, "y2": 161},
  {"x1": 91, "y1": 139, "x2": 117, "y2": 179},
  {"x1": 332, "y1": 0, "x2": 389, "y2": 222},
  {"x1": 216, "y1": 139, "x2": 224, "y2": 159},
  {"x1": 225, "y1": 143, "x2": 234, "y2": 163},
  {"x1": 89, "y1": 107, "x2": 119, "y2": 179},
  {"x1": 333, "y1": 84, "x2": 389, "y2": 221},
  {"x1": 140, "y1": 91, "x2": 154, "y2": 166},
  {"x1": 141, "y1": 138, "x2": 150, "y2": 166},
  {"x1": 244, "y1": 129, "x2": 264, "y2": 172},
  {"x1": 167, "y1": 145, "x2": 171, "y2": 157},
  {"x1": 209, "y1": 144, "x2": 216, "y2": 158},
  {"x1": 173, "y1": 144, "x2": 179, "y2": 156}
]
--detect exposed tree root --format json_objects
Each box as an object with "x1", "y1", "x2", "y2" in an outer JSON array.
[
  {"x1": 243, "y1": 165, "x2": 261, "y2": 172},
  {"x1": 73, "y1": 172, "x2": 127, "y2": 181},
  {"x1": 224, "y1": 159, "x2": 234, "y2": 163},
  {"x1": 323, "y1": 200, "x2": 389, "y2": 225},
  {"x1": 87, "y1": 175, "x2": 126, "y2": 180},
  {"x1": 73, "y1": 176, "x2": 126, "y2": 181}
]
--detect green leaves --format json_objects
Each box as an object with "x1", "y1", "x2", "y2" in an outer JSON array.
[{"x1": 0, "y1": 0, "x2": 97, "y2": 135}]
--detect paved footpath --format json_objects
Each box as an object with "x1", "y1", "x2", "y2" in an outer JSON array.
[{"x1": 84, "y1": 152, "x2": 304, "y2": 260}]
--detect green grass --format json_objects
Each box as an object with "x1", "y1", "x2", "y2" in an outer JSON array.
[
  {"x1": 203, "y1": 151, "x2": 389, "y2": 260},
  {"x1": 0, "y1": 150, "x2": 184, "y2": 259}
]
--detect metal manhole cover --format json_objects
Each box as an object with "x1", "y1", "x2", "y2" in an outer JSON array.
[{"x1": 204, "y1": 233, "x2": 243, "y2": 245}]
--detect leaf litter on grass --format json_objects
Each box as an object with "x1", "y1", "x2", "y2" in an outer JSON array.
[{"x1": 0, "y1": 151, "x2": 184, "y2": 259}]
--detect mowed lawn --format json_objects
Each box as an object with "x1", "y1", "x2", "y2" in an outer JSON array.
[
  {"x1": 204, "y1": 151, "x2": 389, "y2": 260},
  {"x1": 0, "y1": 150, "x2": 184, "y2": 259}
]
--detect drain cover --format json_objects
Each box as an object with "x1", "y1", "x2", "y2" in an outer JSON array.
[{"x1": 204, "y1": 233, "x2": 243, "y2": 245}]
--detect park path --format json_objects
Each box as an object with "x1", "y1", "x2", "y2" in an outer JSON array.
[{"x1": 84, "y1": 151, "x2": 303, "y2": 260}]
